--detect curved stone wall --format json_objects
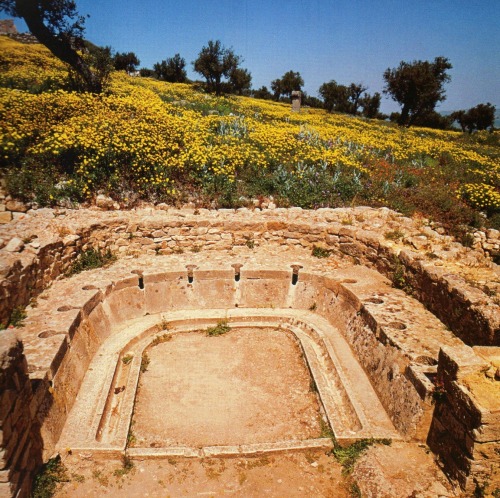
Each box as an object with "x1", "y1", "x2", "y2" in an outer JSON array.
[
  {"x1": 1, "y1": 207, "x2": 498, "y2": 346},
  {"x1": 1, "y1": 206, "x2": 499, "y2": 496}
]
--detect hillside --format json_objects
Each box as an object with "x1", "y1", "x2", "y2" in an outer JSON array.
[{"x1": 0, "y1": 36, "x2": 499, "y2": 234}]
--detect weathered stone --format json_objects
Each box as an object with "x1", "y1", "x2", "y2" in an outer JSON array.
[
  {"x1": 0, "y1": 212, "x2": 12, "y2": 224},
  {"x1": 5, "y1": 200, "x2": 28, "y2": 213},
  {"x1": 95, "y1": 194, "x2": 116, "y2": 210},
  {"x1": 4, "y1": 237, "x2": 24, "y2": 252}
]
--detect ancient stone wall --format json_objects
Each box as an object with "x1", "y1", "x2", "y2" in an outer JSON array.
[
  {"x1": 0, "y1": 331, "x2": 43, "y2": 498},
  {"x1": 428, "y1": 345, "x2": 500, "y2": 495},
  {"x1": 1, "y1": 207, "x2": 498, "y2": 346},
  {"x1": 0, "y1": 206, "x2": 499, "y2": 495}
]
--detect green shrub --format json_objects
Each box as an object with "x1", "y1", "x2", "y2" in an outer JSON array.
[
  {"x1": 206, "y1": 319, "x2": 231, "y2": 336},
  {"x1": 312, "y1": 245, "x2": 331, "y2": 258},
  {"x1": 32, "y1": 456, "x2": 68, "y2": 498},
  {"x1": 66, "y1": 248, "x2": 116, "y2": 276},
  {"x1": 332, "y1": 438, "x2": 391, "y2": 475}
]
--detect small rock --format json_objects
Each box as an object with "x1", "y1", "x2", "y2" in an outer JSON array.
[
  {"x1": 485, "y1": 366, "x2": 496, "y2": 379},
  {"x1": 4, "y1": 236, "x2": 24, "y2": 252},
  {"x1": 0, "y1": 210, "x2": 12, "y2": 224},
  {"x1": 5, "y1": 199, "x2": 28, "y2": 212},
  {"x1": 63, "y1": 234, "x2": 80, "y2": 246},
  {"x1": 96, "y1": 194, "x2": 116, "y2": 210},
  {"x1": 310, "y1": 461, "x2": 318, "y2": 468}
]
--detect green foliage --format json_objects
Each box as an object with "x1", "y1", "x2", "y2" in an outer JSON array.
[
  {"x1": 227, "y1": 67, "x2": 252, "y2": 95},
  {"x1": 384, "y1": 230, "x2": 405, "y2": 241},
  {"x1": 140, "y1": 352, "x2": 150, "y2": 373},
  {"x1": 114, "y1": 52, "x2": 140, "y2": 73},
  {"x1": 319, "y1": 81, "x2": 368, "y2": 115},
  {"x1": 451, "y1": 103, "x2": 496, "y2": 133},
  {"x1": 383, "y1": 57, "x2": 452, "y2": 126},
  {"x1": 8, "y1": 306, "x2": 27, "y2": 328},
  {"x1": 66, "y1": 248, "x2": 116, "y2": 276},
  {"x1": 392, "y1": 257, "x2": 408, "y2": 290},
  {"x1": 193, "y1": 40, "x2": 241, "y2": 96},
  {"x1": 6, "y1": 162, "x2": 85, "y2": 207},
  {"x1": 150, "y1": 333, "x2": 172, "y2": 347},
  {"x1": 271, "y1": 70, "x2": 304, "y2": 100},
  {"x1": 312, "y1": 245, "x2": 332, "y2": 258},
  {"x1": 332, "y1": 439, "x2": 391, "y2": 475},
  {"x1": 319, "y1": 418, "x2": 334, "y2": 439},
  {"x1": 32, "y1": 456, "x2": 68, "y2": 498},
  {"x1": 206, "y1": 319, "x2": 231, "y2": 336},
  {"x1": 122, "y1": 354, "x2": 133, "y2": 365},
  {"x1": 154, "y1": 54, "x2": 187, "y2": 83},
  {"x1": 113, "y1": 454, "x2": 134, "y2": 478},
  {"x1": 67, "y1": 43, "x2": 114, "y2": 93},
  {"x1": 252, "y1": 86, "x2": 273, "y2": 100}
]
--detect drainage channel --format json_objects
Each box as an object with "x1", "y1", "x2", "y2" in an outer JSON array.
[{"x1": 57, "y1": 308, "x2": 400, "y2": 457}]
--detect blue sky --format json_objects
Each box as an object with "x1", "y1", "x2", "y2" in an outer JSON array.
[{"x1": 5, "y1": 0, "x2": 500, "y2": 114}]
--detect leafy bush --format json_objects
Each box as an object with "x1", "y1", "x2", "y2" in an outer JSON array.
[
  {"x1": 66, "y1": 248, "x2": 116, "y2": 276},
  {"x1": 32, "y1": 456, "x2": 68, "y2": 498}
]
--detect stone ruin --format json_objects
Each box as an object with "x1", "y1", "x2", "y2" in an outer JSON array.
[
  {"x1": 0, "y1": 205, "x2": 499, "y2": 497},
  {"x1": 291, "y1": 91, "x2": 301, "y2": 112},
  {"x1": 0, "y1": 20, "x2": 17, "y2": 36}
]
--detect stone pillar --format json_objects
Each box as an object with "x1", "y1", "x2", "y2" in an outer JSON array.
[{"x1": 291, "y1": 91, "x2": 301, "y2": 112}]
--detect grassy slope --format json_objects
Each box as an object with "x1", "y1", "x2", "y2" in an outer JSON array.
[{"x1": 0, "y1": 36, "x2": 499, "y2": 233}]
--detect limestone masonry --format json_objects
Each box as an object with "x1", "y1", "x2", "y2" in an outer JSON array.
[{"x1": 0, "y1": 204, "x2": 499, "y2": 497}]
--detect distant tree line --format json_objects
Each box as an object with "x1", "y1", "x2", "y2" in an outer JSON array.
[{"x1": 2, "y1": 1, "x2": 495, "y2": 131}]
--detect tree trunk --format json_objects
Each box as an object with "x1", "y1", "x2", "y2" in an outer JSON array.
[
  {"x1": 398, "y1": 103, "x2": 410, "y2": 126},
  {"x1": 15, "y1": 0, "x2": 101, "y2": 93}
]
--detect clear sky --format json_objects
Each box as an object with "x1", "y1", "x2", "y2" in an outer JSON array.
[{"x1": 4, "y1": 0, "x2": 500, "y2": 114}]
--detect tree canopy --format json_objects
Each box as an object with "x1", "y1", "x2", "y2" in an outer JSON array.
[
  {"x1": 154, "y1": 54, "x2": 187, "y2": 83},
  {"x1": 271, "y1": 71, "x2": 304, "y2": 100},
  {"x1": 451, "y1": 103, "x2": 496, "y2": 133},
  {"x1": 319, "y1": 81, "x2": 381, "y2": 118},
  {"x1": 193, "y1": 40, "x2": 241, "y2": 96},
  {"x1": 228, "y1": 67, "x2": 252, "y2": 95},
  {"x1": 114, "y1": 52, "x2": 140, "y2": 73},
  {"x1": 383, "y1": 56, "x2": 452, "y2": 126},
  {"x1": 0, "y1": 0, "x2": 105, "y2": 92}
]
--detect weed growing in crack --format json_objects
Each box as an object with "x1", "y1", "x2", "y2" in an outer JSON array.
[
  {"x1": 140, "y1": 352, "x2": 150, "y2": 373},
  {"x1": 121, "y1": 354, "x2": 133, "y2": 365},
  {"x1": 332, "y1": 438, "x2": 391, "y2": 475},
  {"x1": 150, "y1": 333, "x2": 172, "y2": 347},
  {"x1": 206, "y1": 319, "x2": 231, "y2": 336},
  {"x1": 384, "y1": 230, "x2": 405, "y2": 241},
  {"x1": 312, "y1": 245, "x2": 331, "y2": 258},
  {"x1": 319, "y1": 418, "x2": 334, "y2": 440},
  {"x1": 113, "y1": 454, "x2": 134, "y2": 478}
]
